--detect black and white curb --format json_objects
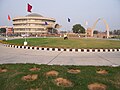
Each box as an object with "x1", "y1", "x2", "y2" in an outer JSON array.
[{"x1": 4, "y1": 44, "x2": 120, "y2": 52}]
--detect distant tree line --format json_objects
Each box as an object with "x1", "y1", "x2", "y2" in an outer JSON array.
[
  {"x1": 112, "y1": 30, "x2": 120, "y2": 35},
  {"x1": 110, "y1": 30, "x2": 120, "y2": 39},
  {"x1": 93, "y1": 29, "x2": 120, "y2": 35}
]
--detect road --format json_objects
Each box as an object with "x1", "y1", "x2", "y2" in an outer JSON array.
[{"x1": 0, "y1": 43, "x2": 120, "y2": 66}]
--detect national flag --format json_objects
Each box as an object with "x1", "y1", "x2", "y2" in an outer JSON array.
[
  {"x1": 27, "y1": 3, "x2": 32, "y2": 12},
  {"x1": 85, "y1": 21, "x2": 88, "y2": 26},
  {"x1": 8, "y1": 15, "x2": 11, "y2": 21},
  {"x1": 68, "y1": 18, "x2": 71, "y2": 22},
  {"x1": 45, "y1": 21, "x2": 48, "y2": 25}
]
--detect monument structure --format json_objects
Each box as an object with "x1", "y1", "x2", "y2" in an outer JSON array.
[{"x1": 91, "y1": 18, "x2": 110, "y2": 38}]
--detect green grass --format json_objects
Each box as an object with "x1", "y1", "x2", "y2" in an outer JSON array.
[
  {"x1": 3, "y1": 38, "x2": 120, "y2": 49},
  {"x1": 0, "y1": 64, "x2": 120, "y2": 90}
]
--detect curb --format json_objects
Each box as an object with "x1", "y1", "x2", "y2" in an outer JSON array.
[{"x1": 4, "y1": 44, "x2": 120, "y2": 52}]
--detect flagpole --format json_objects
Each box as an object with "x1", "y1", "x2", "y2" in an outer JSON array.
[
  {"x1": 5, "y1": 27, "x2": 8, "y2": 40},
  {"x1": 24, "y1": 3, "x2": 32, "y2": 46},
  {"x1": 67, "y1": 18, "x2": 71, "y2": 37},
  {"x1": 6, "y1": 15, "x2": 11, "y2": 40},
  {"x1": 24, "y1": 6, "x2": 27, "y2": 46},
  {"x1": 24, "y1": 13, "x2": 28, "y2": 46}
]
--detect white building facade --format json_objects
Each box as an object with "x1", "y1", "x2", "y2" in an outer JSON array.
[{"x1": 13, "y1": 13, "x2": 56, "y2": 36}]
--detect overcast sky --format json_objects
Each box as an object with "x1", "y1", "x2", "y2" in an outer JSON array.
[{"x1": 0, "y1": 0, "x2": 120, "y2": 31}]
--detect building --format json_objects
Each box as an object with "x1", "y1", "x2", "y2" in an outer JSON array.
[
  {"x1": 13, "y1": 13, "x2": 56, "y2": 36},
  {"x1": 94, "y1": 32, "x2": 107, "y2": 38},
  {"x1": 86, "y1": 28, "x2": 92, "y2": 37},
  {"x1": 0, "y1": 26, "x2": 13, "y2": 35},
  {"x1": 86, "y1": 27, "x2": 108, "y2": 38}
]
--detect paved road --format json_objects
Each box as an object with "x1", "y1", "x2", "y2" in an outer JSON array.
[{"x1": 0, "y1": 43, "x2": 120, "y2": 66}]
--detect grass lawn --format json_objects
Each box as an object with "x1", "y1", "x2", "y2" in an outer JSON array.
[
  {"x1": 0, "y1": 64, "x2": 120, "y2": 90},
  {"x1": 3, "y1": 38, "x2": 120, "y2": 49}
]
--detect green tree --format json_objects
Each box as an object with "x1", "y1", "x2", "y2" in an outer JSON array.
[
  {"x1": 0, "y1": 28, "x2": 6, "y2": 33},
  {"x1": 72, "y1": 24, "x2": 85, "y2": 33},
  {"x1": 93, "y1": 30, "x2": 99, "y2": 34},
  {"x1": 109, "y1": 31, "x2": 113, "y2": 35}
]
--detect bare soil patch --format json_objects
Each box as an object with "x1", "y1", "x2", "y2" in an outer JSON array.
[
  {"x1": 29, "y1": 67, "x2": 40, "y2": 71},
  {"x1": 30, "y1": 89, "x2": 38, "y2": 90},
  {"x1": 54, "y1": 77, "x2": 73, "y2": 87},
  {"x1": 67, "y1": 69, "x2": 80, "y2": 74},
  {"x1": 46, "y1": 70, "x2": 59, "y2": 77},
  {"x1": 30, "y1": 88, "x2": 42, "y2": 90},
  {"x1": 22, "y1": 74, "x2": 38, "y2": 81},
  {"x1": 88, "y1": 83, "x2": 107, "y2": 90},
  {"x1": 0, "y1": 68, "x2": 8, "y2": 73},
  {"x1": 96, "y1": 69, "x2": 108, "y2": 75}
]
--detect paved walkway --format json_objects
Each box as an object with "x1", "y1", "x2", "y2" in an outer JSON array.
[{"x1": 0, "y1": 43, "x2": 120, "y2": 66}]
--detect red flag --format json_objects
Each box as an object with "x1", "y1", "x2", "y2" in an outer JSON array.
[
  {"x1": 27, "y1": 3, "x2": 32, "y2": 12},
  {"x1": 8, "y1": 15, "x2": 11, "y2": 21}
]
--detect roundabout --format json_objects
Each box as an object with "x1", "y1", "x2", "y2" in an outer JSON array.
[
  {"x1": 2, "y1": 37, "x2": 120, "y2": 52},
  {"x1": 0, "y1": 37, "x2": 120, "y2": 66}
]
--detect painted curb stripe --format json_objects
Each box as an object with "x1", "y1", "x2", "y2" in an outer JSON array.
[{"x1": 4, "y1": 44, "x2": 120, "y2": 52}]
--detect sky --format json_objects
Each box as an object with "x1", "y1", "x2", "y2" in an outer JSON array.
[{"x1": 0, "y1": 0, "x2": 120, "y2": 31}]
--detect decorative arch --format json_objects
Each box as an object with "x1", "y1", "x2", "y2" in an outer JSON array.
[{"x1": 91, "y1": 18, "x2": 110, "y2": 38}]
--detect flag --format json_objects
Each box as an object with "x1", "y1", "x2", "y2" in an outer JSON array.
[
  {"x1": 45, "y1": 21, "x2": 48, "y2": 25},
  {"x1": 68, "y1": 18, "x2": 70, "y2": 22},
  {"x1": 27, "y1": 3, "x2": 32, "y2": 12},
  {"x1": 8, "y1": 15, "x2": 11, "y2": 21},
  {"x1": 85, "y1": 21, "x2": 88, "y2": 26}
]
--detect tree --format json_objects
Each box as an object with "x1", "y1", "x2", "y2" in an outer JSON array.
[
  {"x1": 72, "y1": 24, "x2": 85, "y2": 33},
  {"x1": 93, "y1": 30, "x2": 99, "y2": 34},
  {"x1": 113, "y1": 30, "x2": 117, "y2": 35},
  {"x1": 117, "y1": 30, "x2": 120, "y2": 35},
  {"x1": 113, "y1": 30, "x2": 120, "y2": 35},
  {"x1": 0, "y1": 28, "x2": 6, "y2": 33},
  {"x1": 109, "y1": 31, "x2": 113, "y2": 35}
]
